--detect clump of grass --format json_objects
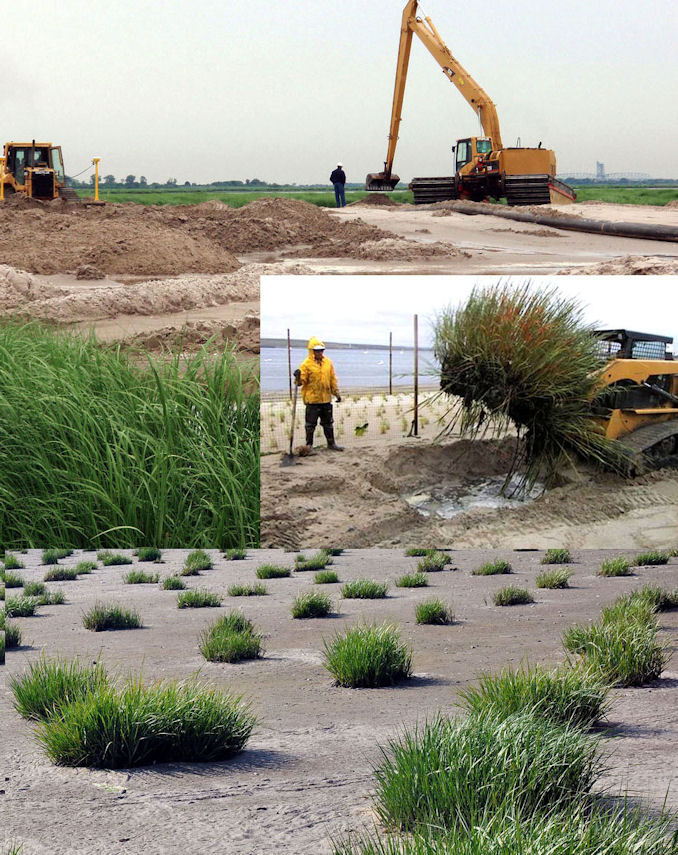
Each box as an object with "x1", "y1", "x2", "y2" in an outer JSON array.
[
  {"x1": 3, "y1": 553, "x2": 24, "y2": 570},
  {"x1": 404, "y1": 548, "x2": 434, "y2": 557},
  {"x1": 598, "y1": 556, "x2": 632, "y2": 577},
  {"x1": 97, "y1": 551, "x2": 133, "y2": 566},
  {"x1": 123, "y1": 570, "x2": 160, "y2": 584},
  {"x1": 323, "y1": 622, "x2": 412, "y2": 688},
  {"x1": 295, "y1": 552, "x2": 333, "y2": 571},
  {"x1": 181, "y1": 549, "x2": 213, "y2": 575},
  {"x1": 541, "y1": 548, "x2": 572, "y2": 564},
  {"x1": 417, "y1": 552, "x2": 448, "y2": 572},
  {"x1": 0, "y1": 584, "x2": 5, "y2": 600},
  {"x1": 633, "y1": 584, "x2": 678, "y2": 611},
  {"x1": 39, "y1": 590, "x2": 66, "y2": 606},
  {"x1": 34, "y1": 677, "x2": 257, "y2": 767},
  {"x1": 227, "y1": 583, "x2": 268, "y2": 596},
  {"x1": 255, "y1": 564, "x2": 291, "y2": 579},
  {"x1": 494, "y1": 586, "x2": 534, "y2": 606},
  {"x1": 41, "y1": 549, "x2": 60, "y2": 565},
  {"x1": 177, "y1": 589, "x2": 222, "y2": 609},
  {"x1": 314, "y1": 570, "x2": 339, "y2": 585},
  {"x1": 3, "y1": 571, "x2": 24, "y2": 588},
  {"x1": 0, "y1": 323, "x2": 258, "y2": 549},
  {"x1": 415, "y1": 598, "x2": 454, "y2": 625},
  {"x1": 224, "y1": 548, "x2": 247, "y2": 560},
  {"x1": 74, "y1": 561, "x2": 97, "y2": 574},
  {"x1": 342, "y1": 579, "x2": 388, "y2": 599},
  {"x1": 23, "y1": 581, "x2": 47, "y2": 598},
  {"x1": 82, "y1": 602, "x2": 142, "y2": 632},
  {"x1": 633, "y1": 550, "x2": 669, "y2": 567},
  {"x1": 601, "y1": 593, "x2": 657, "y2": 627},
  {"x1": 55, "y1": 549, "x2": 73, "y2": 559},
  {"x1": 563, "y1": 620, "x2": 667, "y2": 686},
  {"x1": 322, "y1": 548, "x2": 344, "y2": 556},
  {"x1": 536, "y1": 568, "x2": 573, "y2": 589},
  {"x1": 134, "y1": 547, "x2": 162, "y2": 562},
  {"x1": 10, "y1": 657, "x2": 109, "y2": 721},
  {"x1": 292, "y1": 591, "x2": 333, "y2": 619},
  {"x1": 162, "y1": 575, "x2": 186, "y2": 590},
  {"x1": 5, "y1": 595, "x2": 39, "y2": 617},
  {"x1": 44, "y1": 566, "x2": 79, "y2": 582},
  {"x1": 199, "y1": 612, "x2": 263, "y2": 663},
  {"x1": 3, "y1": 619, "x2": 22, "y2": 650},
  {"x1": 373, "y1": 711, "x2": 602, "y2": 832},
  {"x1": 395, "y1": 572, "x2": 428, "y2": 588},
  {"x1": 458, "y1": 663, "x2": 610, "y2": 727},
  {"x1": 472, "y1": 559, "x2": 512, "y2": 576}
]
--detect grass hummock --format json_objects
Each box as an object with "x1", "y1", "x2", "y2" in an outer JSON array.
[
  {"x1": 314, "y1": 570, "x2": 340, "y2": 585},
  {"x1": 417, "y1": 552, "x2": 449, "y2": 573},
  {"x1": 123, "y1": 570, "x2": 160, "y2": 584},
  {"x1": 493, "y1": 586, "x2": 535, "y2": 606},
  {"x1": 472, "y1": 559, "x2": 512, "y2": 576},
  {"x1": 633, "y1": 550, "x2": 669, "y2": 567},
  {"x1": 43, "y1": 566, "x2": 79, "y2": 582},
  {"x1": 181, "y1": 549, "x2": 213, "y2": 575},
  {"x1": 82, "y1": 602, "x2": 142, "y2": 632},
  {"x1": 23, "y1": 581, "x2": 47, "y2": 598},
  {"x1": 255, "y1": 564, "x2": 291, "y2": 579},
  {"x1": 395, "y1": 572, "x2": 429, "y2": 589},
  {"x1": 5, "y1": 595, "x2": 39, "y2": 618},
  {"x1": 199, "y1": 612, "x2": 263, "y2": 663},
  {"x1": 134, "y1": 547, "x2": 163, "y2": 562},
  {"x1": 291, "y1": 591, "x2": 333, "y2": 619},
  {"x1": 74, "y1": 561, "x2": 97, "y2": 574},
  {"x1": 323, "y1": 622, "x2": 412, "y2": 688},
  {"x1": 97, "y1": 551, "x2": 133, "y2": 566},
  {"x1": 224, "y1": 548, "x2": 247, "y2": 560},
  {"x1": 177, "y1": 589, "x2": 222, "y2": 609},
  {"x1": 458, "y1": 663, "x2": 610, "y2": 728},
  {"x1": 341, "y1": 579, "x2": 388, "y2": 599},
  {"x1": 3, "y1": 571, "x2": 24, "y2": 588},
  {"x1": 33, "y1": 676, "x2": 257, "y2": 768},
  {"x1": 41, "y1": 549, "x2": 60, "y2": 565},
  {"x1": 295, "y1": 552, "x2": 333, "y2": 571},
  {"x1": 3, "y1": 615, "x2": 22, "y2": 650},
  {"x1": 3, "y1": 553, "x2": 25, "y2": 570},
  {"x1": 536, "y1": 568, "x2": 573, "y2": 589},
  {"x1": 415, "y1": 598, "x2": 454, "y2": 625},
  {"x1": 227, "y1": 583, "x2": 268, "y2": 597},
  {"x1": 10, "y1": 657, "x2": 109, "y2": 721},
  {"x1": 162, "y1": 575, "x2": 186, "y2": 590},
  {"x1": 598, "y1": 556, "x2": 632, "y2": 577},
  {"x1": 541, "y1": 548, "x2": 572, "y2": 565}
]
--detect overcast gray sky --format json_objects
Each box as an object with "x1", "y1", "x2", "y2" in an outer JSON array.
[
  {"x1": 261, "y1": 275, "x2": 678, "y2": 348},
  {"x1": 8, "y1": 0, "x2": 677, "y2": 184}
]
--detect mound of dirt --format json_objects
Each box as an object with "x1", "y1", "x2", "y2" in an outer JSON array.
[
  {"x1": 348, "y1": 193, "x2": 400, "y2": 208},
  {"x1": 560, "y1": 256, "x2": 678, "y2": 275},
  {"x1": 665, "y1": 200, "x2": 678, "y2": 208},
  {"x1": 0, "y1": 264, "x2": 67, "y2": 310},
  {"x1": 75, "y1": 264, "x2": 105, "y2": 280},
  {"x1": 352, "y1": 238, "x2": 462, "y2": 261},
  {"x1": 124, "y1": 314, "x2": 260, "y2": 354}
]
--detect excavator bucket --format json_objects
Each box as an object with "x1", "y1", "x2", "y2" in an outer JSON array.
[{"x1": 365, "y1": 171, "x2": 400, "y2": 192}]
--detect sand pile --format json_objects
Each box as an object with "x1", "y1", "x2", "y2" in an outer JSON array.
[
  {"x1": 352, "y1": 238, "x2": 461, "y2": 260},
  {"x1": 0, "y1": 265, "x2": 67, "y2": 310},
  {"x1": 664, "y1": 200, "x2": 678, "y2": 208},
  {"x1": 561, "y1": 256, "x2": 678, "y2": 275},
  {"x1": 0, "y1": 203, "x2": 241, "y2": 275}
]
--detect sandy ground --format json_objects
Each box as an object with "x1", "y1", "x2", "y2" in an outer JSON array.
[
  {"x1": 2, "y1": 548, "x2": 677, "y2": 855},
  {"x1": 261, "y1": 437, "x2": 678, "y2": 550}
]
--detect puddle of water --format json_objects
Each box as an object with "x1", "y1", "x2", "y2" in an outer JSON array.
[{"x1": 405, "y1": 476, "x2": 543, "y2": 519}]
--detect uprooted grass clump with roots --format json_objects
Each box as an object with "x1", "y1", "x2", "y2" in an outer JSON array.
[
  {"x1": 323, "y1": 622, "x2": 412, "y2": 688},
  {"x1": 0, "y1": 322, "x2": 258, "y2": 548},
  {"x1": 433, "y1": 282, "x2": 630, "y2": 492}
]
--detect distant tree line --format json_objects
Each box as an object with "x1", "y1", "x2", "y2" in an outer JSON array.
[{"x1": 66, "y1": 175, "x2": 333, "y2": 190}]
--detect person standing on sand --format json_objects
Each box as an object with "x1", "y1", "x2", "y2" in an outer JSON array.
[
  {"x1": 330, "y1": 162, "x2": 347, "y2": 208},
  {"x1": 294, "y1": 337, "x2": 344, "y2": 451}
]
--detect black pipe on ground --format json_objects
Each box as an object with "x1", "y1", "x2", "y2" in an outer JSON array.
[{"x1": 432, "y1": 201, "x2": 678, "y2": 243}]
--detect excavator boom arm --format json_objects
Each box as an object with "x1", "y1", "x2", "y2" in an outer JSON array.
[{"x1": 380, "y1": 0, "x2": 503, "y2": 180}]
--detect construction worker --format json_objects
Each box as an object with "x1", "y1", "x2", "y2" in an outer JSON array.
[
  {"x1": 294, "y1": 337, "x2": 344, "y2": 451},
  {"x1": 330, "y1": 162, "x2": 346, "y2": 208}
]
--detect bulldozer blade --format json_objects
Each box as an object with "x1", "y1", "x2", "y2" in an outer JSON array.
[{"x1": 365, "y1": 172, "x2": 400, "y2": 192}]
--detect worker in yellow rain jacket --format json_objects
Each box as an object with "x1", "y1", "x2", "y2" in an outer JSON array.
[{"x1": 294, "y1": 336, "x2": 344, "y2": 451}]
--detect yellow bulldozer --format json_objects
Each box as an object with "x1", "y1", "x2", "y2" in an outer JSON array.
[
  {"x1": 366, "y1": 0, "x2": 576, "y2": 206},
  {"x1": 593, "y1": 330, "x2": 678, "y2": 473},
  {"x1": 1, "y1": 141, "x2": 79, "y2": 201}
]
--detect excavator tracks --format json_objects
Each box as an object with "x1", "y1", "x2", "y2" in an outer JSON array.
[
  {"x1": 503, "y1": 175, "x2": 551, "y2": 206},
  {"x1": 410, "y1": 177, "x2": 457, "y2": 205},
  {"x1": 616, "y1": 421, "x2": 678, "y2": 474},
  {"x1": 58, "y1": 188, "x2": 81, "y2": 202}
]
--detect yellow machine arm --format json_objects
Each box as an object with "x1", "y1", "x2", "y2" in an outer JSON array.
[{"x1": 370, "y1": 0, "x2": 503, "y2": 188}]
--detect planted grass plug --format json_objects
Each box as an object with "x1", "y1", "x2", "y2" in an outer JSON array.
[
  {"x1": 342, "y1": 579, "x2": 388, "y2": 599},
  {"x1": 633, "y1": 550, "x2": 669, "y2": 567},
  {"x1": 181, "y1": 549, "x2": 213, "y2": 575},
  {"x1": 41, "y1": 549, "x2": 60, "y2": 566},
  {"x1": 2, "y1": 618, "x2": 22, "y2": 650},
  {"x1": 323, "y1": 622, "x2": 412, "y2": 688},
  {"x1": 134, "y1": 547, "x2": 162, "y2": 562},
  {"x1": 43, "y1": 566, "x2": 79, "y2": 582},
  {"x1": 458, "y1": 663, "x2": 610, "y2": 728},
  {"x1": 5, "y1": 595, "x2": 39, "y2": 618},
  {"x1": 291, "y1": 591, "x2": 333, "y2": 619},
  {"x1": 494, "y1": 586, "x2": 534, "y2": 606},
  {"x1": 295, "y1": 552, "x2": 332, "y2": 571},
  {"x1": 199, "y1": 612, "x2": 263, "y2": 663},
  {"x1": 82, "y1": 603, "x2": 142, "y2": 632},
  {"x1": 124, "y1": 570, "x2": 159, "y2": 585},
  {"x1": 228, "y1": 583, "x2": 268, "y2": 597},
  {"x1": 415, "y1": 598, "x2": 454, "y2": 625},
  {"x1": 74, "y1": 561, "x2": 97, "y2": 574},
  {"x1": 472, "y1": 559, "x2": 512, "y2": 576},
  {"x1": 177, "y1": 589, "x2": 222, "y2": 609},
  {"x1": 10, "y1": 657, "x2": 109, "y2": 721},
  {"x1": 314, "y1": 570, "x2": 339, "y2": 585},
  {"x1": 224, "y1": 548, "x2": 247, "y2": 560},
  {"x1": 162, "y1": 576, "x2": 186, "y2": 591},
  {"x1": 417, "y1": 552, "x2": 449, "y2": 573},
  {"x1": 541, "y1": 548, "x2": 572, "y2": 565},
  {"x1": 3, "y1": 553, "x2": 24, "y2": 570},
  {"x1": 97, "y1": 551, "x2": 133, "y2": 566},
  {"x1": 598, "y1": 556, "x2": 632, "y2": 577},
  {"x1": 536, "y1": 568, "x2": 573, "y2": 589},
  {"x1": 255, "y1": 564, "x2": 291, "y2": 580},
  {"x1": 396, "y1": 572, "x2": 429, "y2": 589},
  {"x1": 33, "y1": 677, "x2": 257, "y2": 768},
  {"x1": 3, "y1": 571, "x2": 24, "y2": 588}
]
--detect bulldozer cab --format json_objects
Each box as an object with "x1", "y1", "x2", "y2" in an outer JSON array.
[{"x1": 3, "y1": 142, "x2": 66, "y2": 200}]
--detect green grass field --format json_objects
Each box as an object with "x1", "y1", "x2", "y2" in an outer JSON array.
[{"x1": 74, "y1": 185, "x2": 678, "y2": 208}]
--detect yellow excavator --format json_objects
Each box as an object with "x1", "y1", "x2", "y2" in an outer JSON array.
[
  {"x1": 366, "y1": 0, "x2": 576, "y2": 206},
  {"x1": 1, "y1": 141, "x2": 79, "y2": 201},
  {"x1": 593, "y1": 330, "x2": 678, "y2": 473}
]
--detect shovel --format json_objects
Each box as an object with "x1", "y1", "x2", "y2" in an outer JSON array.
[{"x1": 281, "y1": 383, "x2": 299, "y2": 466}]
